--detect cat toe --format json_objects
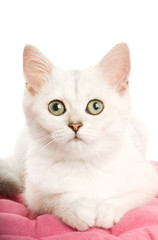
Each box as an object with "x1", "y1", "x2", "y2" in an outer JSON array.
[
  {"x1": 95, "y1": 201, "x2": 123, "y2": 229},
  {"x1": 59, "y1": 202, "x2": 96, "y2": 231},
  {"x1": 61, "y1": 211, "x2": 95, "y2": 231}
]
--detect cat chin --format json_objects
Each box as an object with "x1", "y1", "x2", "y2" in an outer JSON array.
[
  {"x1": 69, "y1": 138, "x2": 85, "y2": 148},
  {"x1": 67, "y1": 137, "x2": 85, "y2": 147},
  {"x1": 62, "y1": 137, "x2": 88, "y2": 153}
]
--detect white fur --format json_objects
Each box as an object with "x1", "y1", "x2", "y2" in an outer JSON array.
[{"x1": 1, "y1": 44, "x2": 158, "y2": 231}]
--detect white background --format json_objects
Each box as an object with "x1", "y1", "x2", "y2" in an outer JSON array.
[{"x1": 0, "y1": 0, "x2": 157, "y2": 160}]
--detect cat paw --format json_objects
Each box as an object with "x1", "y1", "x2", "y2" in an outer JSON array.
[
  {"x1": 60, "y1": 201, "x2": 96, "y2": 231},
  {"x1": 95, "y1": 200, "x2": 123, "y2": 229}
]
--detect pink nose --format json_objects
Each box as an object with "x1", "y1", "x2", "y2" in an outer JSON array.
[{"x1": 68, "y1": 123, "x2": 83, "y2": 133}]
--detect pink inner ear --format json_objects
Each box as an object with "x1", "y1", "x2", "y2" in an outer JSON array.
[
  {"x1": 26, "y1": 84, "x2": 36, "y2": 95},
  {"x1": 24, "y1": 63, "x2": 46, "y2": 87},
  {"x1": 25, "y1": 73, "x2": 42, "y2": 95},
  {"x1": 23, "y1": 45, "x2": 52, "y2": 95},
  {"x1": 100, "y1": 43, "x2": 131, "y2": 93}
]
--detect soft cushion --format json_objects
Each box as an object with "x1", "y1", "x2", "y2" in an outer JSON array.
[{"x1": 0, "y1": 162, "x2": 158, "y2": 240}]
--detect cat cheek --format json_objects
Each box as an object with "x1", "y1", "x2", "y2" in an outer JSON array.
[
  {"x1": 51, "y1": 129, "x2": 74, "y2": 144},
  {"x1": 78, "y1": 130, "x2": 96, "y2": 143}
]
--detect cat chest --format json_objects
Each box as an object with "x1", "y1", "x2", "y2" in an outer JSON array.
[{"x1": 28, "y1": 161, "x2": 124, "y2": 200}]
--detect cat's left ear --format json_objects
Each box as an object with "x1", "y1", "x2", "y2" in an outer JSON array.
[
  {"x1": 23, "y1": 45, "x2": 52, "y2": 95},
  {"x1": 99, "y1": 43, "x2": 131, "y2": 93}
]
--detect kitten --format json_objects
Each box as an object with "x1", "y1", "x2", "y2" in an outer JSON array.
[{"x1": 0, "y1": 43, "x2": 158, "y2": 231}]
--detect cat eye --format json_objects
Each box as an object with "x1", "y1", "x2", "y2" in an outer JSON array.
[
  {"x1": 48, "y1": 100, "x2": 66, "y2": 116},
  {"x1": 86, "y1": 99, "x2": 104, "y2": 115}
]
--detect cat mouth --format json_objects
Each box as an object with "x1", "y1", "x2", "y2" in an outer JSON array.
[
  {"x1": 73, "y1": 133, "x2": 83, "y2": 142},
  {"x1": 74, "y1": 135, "x2": 80, "y2": 140},
  {"x1": 74, "y1": 134, "x2": 81, "y2": 140},
  {"x1": 67, "y1": 133, "x2": 84, "y2": 143}
]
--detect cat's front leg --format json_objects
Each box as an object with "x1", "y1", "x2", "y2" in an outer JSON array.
[{"x1": 51, "y1": 194, "x2": 96, "y2": 231}]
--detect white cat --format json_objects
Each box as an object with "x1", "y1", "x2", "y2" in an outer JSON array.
[{"x1": 0, "y1": 43, "x2": 158, "y2": 231}]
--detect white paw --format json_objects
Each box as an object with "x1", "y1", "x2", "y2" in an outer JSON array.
[
  {"x1": 95, "y1": 200, "x2": 124, "y2": 229},
  {"x1": 60, "y1": 200, "x2": 96, "y2": 231}
]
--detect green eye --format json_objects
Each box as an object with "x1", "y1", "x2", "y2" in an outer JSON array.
[
  {"x1": 48, "y1": 100, "x2": 66, "y2": 116},
  {"x1": 86, "y1": 99, "x2": 104, "y2": 115}
]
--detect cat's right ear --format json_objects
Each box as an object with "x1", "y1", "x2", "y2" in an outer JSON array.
[{"x1": 23, "y1": 45, "x2": 52, "y2": 95}]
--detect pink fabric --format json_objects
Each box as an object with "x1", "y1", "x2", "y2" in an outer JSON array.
[{"x1": 0, "y1": 162, "x2": 158, "y2": 240}]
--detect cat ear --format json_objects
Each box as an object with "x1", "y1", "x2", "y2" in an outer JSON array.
[
  {"x1": 23, "y1": 45, "x2": 52, "y2": 95},
  {"x1": 100, "y1": 43, "x2": 131, "y2": 93}
]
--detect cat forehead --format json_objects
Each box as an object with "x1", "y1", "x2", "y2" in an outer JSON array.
[{"x1": 50, "y1": 66, "x2": 107, "y2": 97}]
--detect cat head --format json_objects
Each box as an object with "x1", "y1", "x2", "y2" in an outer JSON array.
[{"x1": 23, "y1": 43, "x2": 131, "y2": 158}]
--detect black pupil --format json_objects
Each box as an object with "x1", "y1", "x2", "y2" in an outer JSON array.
[
  {"x1": 53, "y1": 103, "x2": 61, "y2": 111},
  {"x1": 93, "y1": 102, "x2": 100, "y2": 110}
]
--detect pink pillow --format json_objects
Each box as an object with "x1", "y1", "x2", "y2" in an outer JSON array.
[{"x1": 0, "y1": 162, "x2": 158, "y2": 240}]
